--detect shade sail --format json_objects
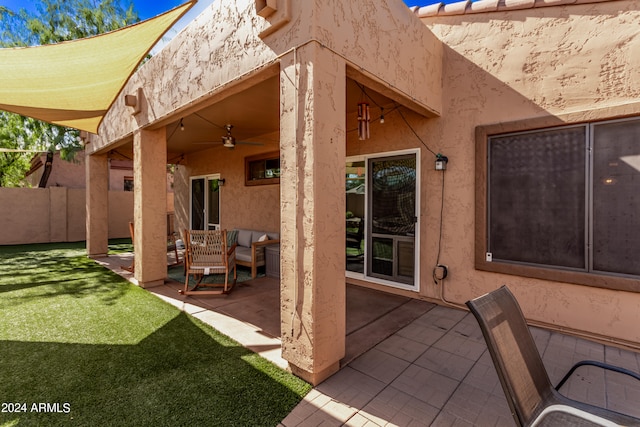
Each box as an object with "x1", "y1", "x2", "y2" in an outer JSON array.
[{"x1": 0, "y1": 1, "x2": 196, "y2": 134}]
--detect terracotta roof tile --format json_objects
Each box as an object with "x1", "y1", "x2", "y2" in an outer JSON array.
[
  {"x1": 413, "y1": 0, "x2": 619, "y2": 17},
  {"x1": 468, "y1": 0, "x2": 501, "y2": 14},
  {"x1": 441, "y1": 0, "x2": 473, "y2": 15}
]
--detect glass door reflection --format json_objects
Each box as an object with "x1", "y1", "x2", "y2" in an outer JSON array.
[
  {"x1": 346, "y1": 161, "x2": 365, "y2": 273},
  {"x1": 368, "y1": 154, "x2": 416, "y2": 285}
]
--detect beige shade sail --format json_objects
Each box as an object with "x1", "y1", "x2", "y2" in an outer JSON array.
[{"x1": 0, "y1": 1, "x2": 196, "y2": 134}]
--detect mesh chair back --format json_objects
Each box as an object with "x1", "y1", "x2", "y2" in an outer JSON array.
[{"x1": 466, "y1": 286, "x2": 553, "y2": 426}]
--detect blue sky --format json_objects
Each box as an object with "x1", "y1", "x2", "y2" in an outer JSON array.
[{"x1": 1, "y1": 1, "x2": 437, "y2": 21}]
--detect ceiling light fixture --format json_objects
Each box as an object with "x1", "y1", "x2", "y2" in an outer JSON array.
[{"x1": 222, "y1": 124, "x2": 236, "y2": 149}]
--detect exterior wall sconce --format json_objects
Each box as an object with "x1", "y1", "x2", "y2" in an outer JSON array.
[
  {"x1": 218, "y1": 178, "x2": 226, "y2": 186},
  {"x1": 124, "y1": 87, "x2": 143, "y2": 115}
]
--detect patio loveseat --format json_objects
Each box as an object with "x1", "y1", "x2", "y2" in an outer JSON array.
[{"x1": 232, "y1": 229, "x2": 279, "y2": 278}]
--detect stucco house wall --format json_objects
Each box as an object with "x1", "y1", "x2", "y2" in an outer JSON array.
[{"x1": 405, "y1": 0, "x2": 640, "y2": 346}]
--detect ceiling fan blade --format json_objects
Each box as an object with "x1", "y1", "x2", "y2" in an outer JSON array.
[
  {"x1": 191, "y1": 140, "x2": 264, "y2": 146},
  {"x1": 189, "y1": 124, "x2": 266, "y2": 149},
  {"x1": 236, "y1": 141, "x2": 264, "y2": 146}
]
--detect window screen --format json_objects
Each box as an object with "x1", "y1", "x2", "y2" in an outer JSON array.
[
  {"x1": 592, "y1": 119, "x2": 640, "y2": 275},
  {"x1": 488, "y1": 126, "x2": 587, "y2": 269}
]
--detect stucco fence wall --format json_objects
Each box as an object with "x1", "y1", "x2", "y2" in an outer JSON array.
[{"x1": 0, "y1": 187, "x2": 136, "y2": 245}]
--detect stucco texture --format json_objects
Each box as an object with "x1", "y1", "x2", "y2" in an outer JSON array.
[
  {"x1": 0, "y1": 187, "x2": 132, "y2": 244},
  {"x1": 412, "y1": 0, "x2": 640, "y2": 345}
]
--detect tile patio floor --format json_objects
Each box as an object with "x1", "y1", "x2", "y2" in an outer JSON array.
[{"x1": 98, "y1": 253, "x2": 640, "y2": 426}]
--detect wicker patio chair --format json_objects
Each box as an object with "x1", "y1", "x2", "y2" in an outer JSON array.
[
  {"x1": 466, "y1": 285, "x2": 640, "y2": 427},
  {"x1": 180, "y1": 229, "x2": 237, "y2": 296}
]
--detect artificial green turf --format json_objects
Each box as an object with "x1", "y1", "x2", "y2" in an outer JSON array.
[
  {"x1": 0, "y1": 242, "x2": 310, "y2": 427},
  {"x1": 106, "y1": 238, "x2": 134, "y2": 255}
]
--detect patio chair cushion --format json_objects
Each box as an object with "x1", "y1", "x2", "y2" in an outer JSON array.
[
  {"x1": 252, "y1": 230, "x2": 265, "y2": 243},
  {"x1": 233, "y1": 228, "x2": 280, "y2": 278},
  {"x1": 235, "y1": 246, "x2": 252, "y2": 263},
  {"x1": 237, "y1": 229, "x2": 253, "y2": 248},
  {"x1": 235, "y1": 229, "x2": 273, "y2": 264},
  {"x1": 227, "y1": 229, "x2": 238, "y2": 246}
]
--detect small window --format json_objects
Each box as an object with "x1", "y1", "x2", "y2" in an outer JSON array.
[
  {"x1": 124, "y1": 177, "x2": 134, "y2": 192},
  {"x1": 245, "y1": 151, "x2": 280, "y2": 186}
]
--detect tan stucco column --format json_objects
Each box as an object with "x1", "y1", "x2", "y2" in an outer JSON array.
[
  {"x1": 279, "y1": 43, "x2": 346, "y2": 385},
  {"x1": 133, "y1": 128, "x2": 167, "y2": 288},
  {"x1": 86, "y1": 153, "x2": 109, "y2": 258}
]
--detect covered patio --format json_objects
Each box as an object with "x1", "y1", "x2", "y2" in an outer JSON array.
[
  {"x1": 77, "y1": 0, "x2": 640, "y2": 392},
  {"x1": 3, "y1": 0, "x2": 640, "y2": 423},
  {"x1": 85, "y1": 0, "x2": 442, "y2": 385},
  {"x1": 97, "y1": 252, "x2": 640, "y2": 426},
  {"x1": 97, "y1": 252, "x2": 436, "y2": 370}
]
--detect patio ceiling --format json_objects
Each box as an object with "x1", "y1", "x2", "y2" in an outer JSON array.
[{"x1": 107, "y1": 76, "x2": 395, "y2": 163}]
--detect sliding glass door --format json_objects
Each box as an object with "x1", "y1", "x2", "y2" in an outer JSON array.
[
  {"x1": 346, "y1": 151, "x2": 419, "y2": 290},
  {"x1": 190, "y1": 175, "x2": 221, "y2": 230},
  {"x1": 346, "y1": 161, "x2": 366, "y2": 273},
  {"x1": 368, "y1": 154, "x2": 417, "y2": 285}
]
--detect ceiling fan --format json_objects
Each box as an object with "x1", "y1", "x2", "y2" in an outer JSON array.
[{"x1": 193, "y1": 124, "x2": 263, "y2": 150}]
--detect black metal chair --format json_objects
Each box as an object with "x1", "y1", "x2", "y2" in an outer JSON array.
[{"x1": 466, "y1": 285, "x2": 640, "y2": 426}]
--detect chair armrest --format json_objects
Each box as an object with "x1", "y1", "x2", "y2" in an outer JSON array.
[
  {"x1": 556, "y1": 360, "x2": 640, "y2": 391},
  {"x1": 251, "y1": 239, "x2": 280, "y2": 248},
  {"x1": 531, "y1": 404, "x2": 626, "y2": 427},
  {"x1": 251, "y1": 239, "x2": 279, "y2": 257},
  {"x1": 227, "y1": 242, "x2": 237, "y2": 257}
]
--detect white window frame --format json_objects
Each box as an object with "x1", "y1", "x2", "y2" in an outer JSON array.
[
  {"x1": 346, "y1": 148, "x2": 421, "y2": 292},
  {"x1": 189, "y1": 173, "x2": 221, "y2": 230}
]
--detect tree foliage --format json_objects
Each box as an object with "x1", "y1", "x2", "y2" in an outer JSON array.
[
  {"x1": 0, "y1": 0, "x2": 139, "y2": 187},
  {"x1": 0, "y1": 113, "x2": 34, "y2": 187},
  {"x1": 0, "y1": 0, "x2": 138, "y2": 46}
]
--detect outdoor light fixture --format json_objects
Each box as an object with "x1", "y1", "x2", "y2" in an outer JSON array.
[
  {"x1": 358, "y1": 102, "x2": 370, "y2": 140},
  {"x1": 218, "y1": 178, "x2": 226, "y2": 186},
  {"x1": 222, "y1": 124, "x2": 236, "y2": 148},
  {"x1": 435, "y1": 153, "x2": 448, "y2": 171},
  {"x1": 380, "y1": 107, "x2": 385, "y2": 124},
  {"x1": 180, "y1": 119, "x2": 185, "y2": 131}
]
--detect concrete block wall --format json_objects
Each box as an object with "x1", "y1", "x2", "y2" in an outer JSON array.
[{"x1": 0, "y1": 187, "x2": 135, "y2": 245}]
